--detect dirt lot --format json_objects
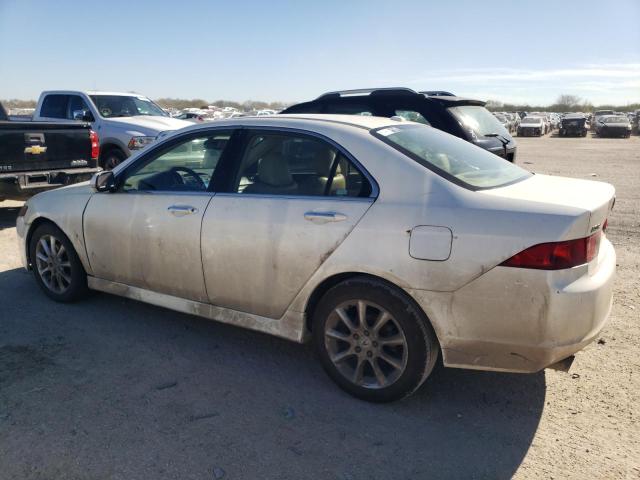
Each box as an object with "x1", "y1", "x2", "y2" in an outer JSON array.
[{"x1": 0, "y1": 133, "x2": 638, "y2": 480}]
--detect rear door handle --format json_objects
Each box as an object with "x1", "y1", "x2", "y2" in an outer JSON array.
[
  {"x1": 304, "y1": 211, "x2": 347, "y2": 224},
  {"x1": 168, "y1": 205, "x2": 198, "y2": 217}
]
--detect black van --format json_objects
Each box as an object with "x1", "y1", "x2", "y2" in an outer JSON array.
[{"x1": 282, "y1": 88, "x2": 517, "y2": 162}]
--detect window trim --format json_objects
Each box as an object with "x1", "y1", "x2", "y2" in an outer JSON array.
[
  {"x1": 226, "y1": 126, "x2": 379, "y2": 200},
  {"x1": 370, "y1": 124, "x2": 530, "y2": 192},
  {"x1": 114, "y1": 127, "x2": 239, "y2": 194}
]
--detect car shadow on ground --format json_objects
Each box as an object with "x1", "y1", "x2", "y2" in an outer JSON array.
[
  {"x1": 0, "y1": 267, "x2": 546, "y2": 480},
  {"x1": 0, "y1": 204, "x2": 20, "y2": 230}
]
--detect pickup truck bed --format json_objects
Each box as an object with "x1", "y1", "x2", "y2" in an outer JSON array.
[{"x1": 0, "y1": 102, "x2": 100, "y2": 200}]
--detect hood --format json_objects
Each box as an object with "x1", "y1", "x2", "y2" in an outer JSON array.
[{"x1": 104, "y1": 115, "x2": 192, "y2": 134}]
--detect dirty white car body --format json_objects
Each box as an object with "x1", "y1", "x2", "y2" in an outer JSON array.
[{"x1": 16, "y1": 114, "x2": 616, "y2": 401}]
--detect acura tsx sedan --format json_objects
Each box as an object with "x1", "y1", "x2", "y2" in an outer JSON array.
[{"x1": 16, "y1": 114, "x2": 616, "y2": 402}]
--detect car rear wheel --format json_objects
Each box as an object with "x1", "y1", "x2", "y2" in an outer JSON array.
[
  {"x1": 312, "y1": 277, "x2": 439, "y2": 402},
  {"x1": 29, "y1": 223, "x2": 89, "y2": 302}
]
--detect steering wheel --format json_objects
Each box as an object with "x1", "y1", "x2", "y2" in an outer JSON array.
[{"x1": 169, "y1": 166, "x2": 207, "y2": 190}]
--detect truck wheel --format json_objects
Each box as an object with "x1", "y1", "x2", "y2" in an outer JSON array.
[
  {"x1": 101, "y1": 149, "x2": 126, "y2": 170},
  {"x1": 312, "y1": 276, "x2": 439, "y2": 402},
  {"x1": 29, "y1": 223, "x2": 89, "y2": 302}
]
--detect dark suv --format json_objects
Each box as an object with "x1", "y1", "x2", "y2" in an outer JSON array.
[
  {"x1": 282, "y1": 88, "x2": 517, "y2": 162},
  {"x1": 559, "y1": 114, "x2": 588, "y2": 137}
]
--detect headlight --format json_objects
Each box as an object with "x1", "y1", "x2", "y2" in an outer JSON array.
[{"x1": 128, "y1": 135, "x2": 156, "y2": 150}]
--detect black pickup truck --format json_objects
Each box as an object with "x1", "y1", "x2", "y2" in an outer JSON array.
[{"x1": 0, "y1": 102, "x2": 100, "y2": 201}]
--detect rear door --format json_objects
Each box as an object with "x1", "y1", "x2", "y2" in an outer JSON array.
[{"x1": 201, "y1": 129, "x2": 376, "y2": 319}]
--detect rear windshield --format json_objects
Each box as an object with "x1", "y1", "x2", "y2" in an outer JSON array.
[
  {"x1": 448, "y1": 105, "x2": 510, "y2": 137},
  {"x1": 521, "y1": 117, "x2": 542, "y2": 124},
  {"x1": 372, "y1": 124, "x2": 531, "y2": 190}
]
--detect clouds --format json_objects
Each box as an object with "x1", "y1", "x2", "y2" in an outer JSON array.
[{"x1": 401, "y1": 63, "x2": 640, "y2": 105}]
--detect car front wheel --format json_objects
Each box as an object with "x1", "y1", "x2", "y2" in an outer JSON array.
[
  {"x1": 101, "y1": 149, "x2": 126, "y2": 170},
  {"x1": 29, "y1": 223, "x2": 89, "y2": 302},
  {"x1": 312, "y1": 277, "x2": 439, "y2": 402}
]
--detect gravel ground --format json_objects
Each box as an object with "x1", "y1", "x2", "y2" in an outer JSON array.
[{"x1": 0, "y1": 132, "x2": 638, "y2": 480}]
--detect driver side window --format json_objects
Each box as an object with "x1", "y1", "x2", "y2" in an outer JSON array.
[{"x1": 121, "y1": 131, "x2": 232, "y2": 192}]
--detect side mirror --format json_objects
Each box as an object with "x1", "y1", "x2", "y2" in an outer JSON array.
[
  {"x1": 73, "y1": 109, "x2": 94, "y2": 122},
  {"x1": 91, "y1": 171, "x2": 116, "y2": 192}
]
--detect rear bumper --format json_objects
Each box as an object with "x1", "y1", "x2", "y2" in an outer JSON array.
[
  {"x1": 0, "y1": 167, "x2": 100, "y2": 200},
  {"x1": 559, "y1": 126, "x2": 587, "y2": 136},
  {"x1": 410, "y1": 238, "x2": 616, "y2": 373}
]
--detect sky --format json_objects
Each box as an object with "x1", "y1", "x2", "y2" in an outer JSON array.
[{"x1": 1, "y1": 0, "x2": 639, "y2": 106}]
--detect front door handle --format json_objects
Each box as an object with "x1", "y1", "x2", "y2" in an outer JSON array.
[
  {"x1": 168, "y1": 205, "x2": 198, "y2": 217},
  {"x1": 304, "y1": 211, "x2": 347, "y2": 224}
]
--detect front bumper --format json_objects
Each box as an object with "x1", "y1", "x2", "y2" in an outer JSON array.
[
  {"x1": 0, "y1": 167, "x2": 100, "y2": 200},
  {"x1": 410, "y1": 238, "x2": 616, "y2": 373}
]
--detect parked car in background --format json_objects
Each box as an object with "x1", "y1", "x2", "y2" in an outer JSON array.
[
  {"x1": 517, "y1": 116, "x2": 545, "y2": 136},
  {"x1": 559, "y1": 113, "x2": 589, "y2": 137},
  {"x1": 17, "y1": 114, "x2": 615, "y2": 402},
  {"x1": 175, "y1": 111, "x2": 206, "y2": 122},
  {"x1": 33, "y1": 91, "x2": 191, "y2": 169},
  {"x1": 493, "y1": 113, "x2": 511, "y2": 132},
  {"x1": 591, "y1": 110, "x2": 615, "y2": 131},
  {"x1": 595, "y1": 115, "x2": 632, "y2": 138},
  {"x1": 0, "y1": 101, "x2": 100, "y2": 201},
  {"x1": 283, "y1": 88, "x2": 517, "y2": 162}
]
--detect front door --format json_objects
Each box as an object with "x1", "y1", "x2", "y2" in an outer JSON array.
[
  {"x1": 201, "y1": 129, "x2": 376, "y2": 318},
  {"x1": 83, "y1": 129, "x2": 236, "y2": 302}
]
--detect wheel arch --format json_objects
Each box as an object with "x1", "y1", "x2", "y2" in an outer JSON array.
[
  {"x1": 303, "y1": 272, "x2": 440, "y2": 347},
  {"x1": 98, "y1": 141, "x2": 128, "y2": 167},
  {"x1": 25, "y1": 216, "x2": 61, "y2": 268}
]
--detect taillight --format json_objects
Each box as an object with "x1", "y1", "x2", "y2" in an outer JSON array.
[
  {"x1": 90, "y1": 130, "x2": 100, "y2": 161},
  {"x1": 500, "y1": 231, "x2": 601, "y2": 270}
]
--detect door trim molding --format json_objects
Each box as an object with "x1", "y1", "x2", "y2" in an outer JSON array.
[{"x1": 87, "y1": 276, "x2": 308, "y2": 343}]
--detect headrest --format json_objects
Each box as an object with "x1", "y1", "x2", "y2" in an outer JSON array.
[{"x1": 258, "y1": 151, "x2": 294, "y2": 186}]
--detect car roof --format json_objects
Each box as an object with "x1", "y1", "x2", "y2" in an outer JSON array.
[
  {"x1": 180, "y1": 114, "x2": 405, "y2": 133},
  {"x1": 309, "y1": 88, "x2": 486, "y2": 107},
  {"x1": 41, "y1": 90, "x2": 151, "y2": 97}
]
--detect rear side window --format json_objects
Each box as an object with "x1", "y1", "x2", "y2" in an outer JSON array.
[
  {"x1": 394, "y1": 110, "x2": 430, "y2": 125},
  {"x1": 234, "y1": 132, "x2": 371, "y2": 197},
  {"x1": 324, "y1": 101, "x2": 373, "y2": 116},
  {"x1": 40, "y1": 95, "x2": 69, "y2": 118},
  {"x1": 373, "y1": 124, "x2": 530, "y2": 190}
]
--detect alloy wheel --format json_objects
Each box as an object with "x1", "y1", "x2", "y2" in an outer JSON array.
[
  {"x1": 34, "y1": 235, "x2": 72, "y2": 294},
  {"x1": 324, "y1": 300, "x2": 408, "y2": 389}
]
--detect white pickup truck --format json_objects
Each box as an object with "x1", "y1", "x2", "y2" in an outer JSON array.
[{"x1": 33, "y1": 91, "x2": 191, "y2": 169}]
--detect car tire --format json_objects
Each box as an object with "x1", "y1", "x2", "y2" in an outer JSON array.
[
  {"x1": 29, "y1": 223, "x2": 89, "y2": 302},
  {"x1": 101, "y1": 148, "x2": 126, "y2": 170},
  {"x1": 312, "y1": 276, "x2": 439, "y2": 402}
]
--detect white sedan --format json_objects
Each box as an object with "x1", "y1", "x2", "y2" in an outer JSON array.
[{"x1": 16, "y1": 115, "x2": 616, "y2": 402}]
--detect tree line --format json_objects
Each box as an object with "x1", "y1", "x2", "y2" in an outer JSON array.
[{"x1": 486, "y1": 94, "x2": 640, "y2": 113}]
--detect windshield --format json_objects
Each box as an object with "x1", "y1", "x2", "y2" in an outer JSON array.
[
  {"x1": 602, "y1": 116, "x2": 628, "y2": 123},
  {"x1": 595, "y1": 110, "x2": 614, "y2": 116},
  {"x1": 448, "y1": 105, "x2": 510, "y2": 137},
  {"x1": 372, "y1": 124, "x2": 531, "y2": 189},
  {"x1": 521, "y1": 117, "x2": 542, "y2": 124},
  {"x1": 90, "y1": 95, "x2": 167, "y2": 118}
]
